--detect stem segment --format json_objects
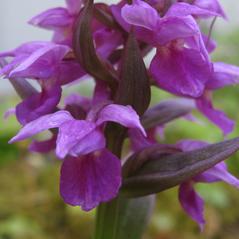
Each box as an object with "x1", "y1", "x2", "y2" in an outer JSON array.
[
  {"x1": 94, "y1": 195, "x2": 155, "y2": 239},
  {"x1": 94, "y1": 123, "x2": 155, "y2": 239}
]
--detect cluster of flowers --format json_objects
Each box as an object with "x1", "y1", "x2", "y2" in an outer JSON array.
[{"x1": 1, "y1": 0, "x2": 239, "y2": 230}]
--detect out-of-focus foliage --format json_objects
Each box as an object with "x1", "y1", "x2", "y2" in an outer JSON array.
[{"x1": 0, "y1": 30, "x2": 239, "y2": 239}]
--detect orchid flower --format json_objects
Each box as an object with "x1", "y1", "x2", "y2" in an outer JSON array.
[{"x1": 9, "y1": 102, "x2": 145, "y2": 210}]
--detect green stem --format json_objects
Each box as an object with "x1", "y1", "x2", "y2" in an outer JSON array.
[
  {"x1": 94, "y1": 123, "x2": 124, "y2": 239},
  {"x1": 94, "y1": 195, "x2": 155, "y2": 239},
  {"x1": 93, "y1": 123, "x2": 154, "y2": 239},
  {"x1": 94, "y1": 197, "x2": 120, "y2": 239}
]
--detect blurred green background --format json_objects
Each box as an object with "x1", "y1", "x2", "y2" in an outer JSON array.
[{"x1": 1, "y1": 3, "x2": 239, "y2": 239}]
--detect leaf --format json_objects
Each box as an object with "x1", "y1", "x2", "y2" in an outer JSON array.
[
  {"x1": 73, "y1": 0, "x2": 117, "y2": 91},
  {"x1": 115, "y1": 31, "x2": 151, "y2": 116},
  {"x1": 121, "y1": 137, "x2": 239, "y2": 197},
  {"x1": 141, "y1": 99, "x2": 194, "y2": 129}
]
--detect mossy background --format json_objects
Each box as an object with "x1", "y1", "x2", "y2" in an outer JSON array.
[{"x1": 1, "y1": 2, "x2": 239, "y2": 239}]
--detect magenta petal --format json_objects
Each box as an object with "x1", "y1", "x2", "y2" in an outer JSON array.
[
  {"x1": 69, "y1": 129, "x2": 106, "y2": 156},
  {"x1": 113, "y1": 2, "x2": 156, "y2": 45},
  {"x1": 60, "y1": 149, "x2": 121, "y2": 211},
  {"x1": 129, "y1": 129, "x2": 154, "y2": 151},
  {"x1": 179, "y1": 182, "x2": 205, "y2": 231},
  {"x1": 92, "y1": 81, "x2": 111, "y2": 105},
  {"x1": 121, "y1": 0, "x2": 158, "y2": 30},
  {"x1": 29, "y1": 8, "x2": 73, "y2": 30},
  {"x1": 194, "y1": 0, "x2": 227, "y2": 19},
  {"x1": 196, "y1": 95, "x2": 234, "y2": 135},
  {"x1": 9, "y1": 44, "x2": 70, "y2": 79},
  {"x1": 197, "y1": 162, "x2": 239, "y2": 188},
  {"x1": 16, "y1": 86, "x2": 61, "y2": 125},
  {"x1": 57, "y1": 60, "x2": 86, "y2": 85},
  {"x1": 52, "y1": 28, "x2": 73, "y2": 46},
  {"x1": 96, "y1": 104, "x2": 146, "y2": 136},
  {"x1": 66, "y1": 0, "x2": 82, "y2": 15},
  {"x1": 9, "y1": 110, "x2": 73, "y2": 143},
  {"x1": 29, "y1": 135, "x2": 57, "y2": 153},
  {"x1": 177, "y1": 139, "x2": 208, "y2": 152},
  {"x1": 166, "y1": 2, "x2": 220, "y2": 18},
  {"x1": 56, "y1": 120, "x2": 96, "y2": 159},
  {"x1": 206, "y1": 62, "x2": 239, "y2": 90},
  {"x1": 155, "y1": 16, "x2": 199, "y2": 45},
  {"x1": 65, "y1": 94, "x2": 91, "y2": 113},
  {"x1": 4, "y1": 108, "x2": 16, "y2": 120},
  {"x1": 150, "y1": 48, "x2": 210, "y2": 97},
  {"x1": 0, "y1": 42, "x2": 50, "y2": 77},
  {"x1": 0, "y1": 41, "x2": 48, "y2": 58},
  {"x1": 94, "y1": 28, "x2": 123, "y2": 60},
  {"x1": 0, "y1": 56, "x2": 28, "y2": 77},
  {"x1": 111, "y1": 3, "x2": 131, "y2": 32}
]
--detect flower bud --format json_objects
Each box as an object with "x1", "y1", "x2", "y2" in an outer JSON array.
[
  {"x1": 141, "y1": 99, "x2": 194, "y2": 129},
  {"x1": 121, "y1": 137, "x2": 239, "y2": 197},
  {"x1": 115, "y1": 30, "x2": 151, "y2": 116},
  {"x1": 73, "y1": 0, "x2": 118, "y2": 91}
]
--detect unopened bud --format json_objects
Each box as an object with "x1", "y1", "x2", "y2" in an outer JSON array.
[{"x1": 121, "y1": 137, "x2": 239, "y2": 197}]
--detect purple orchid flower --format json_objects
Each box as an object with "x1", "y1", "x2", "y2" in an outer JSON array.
[
  {"x1": 119, "y1": 0, "x2": 214, "y2": 98},
  {"x1": 0, "y1": 41, "x2": 86, "y2": 125},
  {"x1": 177, "y1": 140, "x2": 239, "y2": 230},
  {"x1": 29, "y1": 0, "x2": 124, "y2": 60},
  {"x1": 28, "y1": 94, "x2": 91, "y2": 154},
  {"x1": 0, "y1": 41, "x2": 85, "y2": 85},
  {"x1": 10, "y1": 104, "x2": 146, "y2": 158},
  {"x1": 9, "y1": 103, "x2": 146, "y2": 210},
  {"x1": 119, "y1": 0, "x2": 239, "y2": 135}
]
